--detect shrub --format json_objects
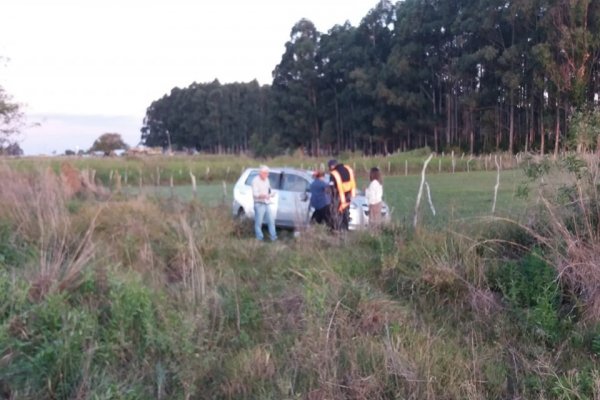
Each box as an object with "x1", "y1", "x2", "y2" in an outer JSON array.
[{"x1": 490, "y1": 250, "x2": 567, "y2": 345}]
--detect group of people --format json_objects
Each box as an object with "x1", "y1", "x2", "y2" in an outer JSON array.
[
  {"x1": 250, "y1": 160, "x2": 384, "y2": 241},
  {"x1": 309, "y1": 159, "x2": 383, "y2": 231}
]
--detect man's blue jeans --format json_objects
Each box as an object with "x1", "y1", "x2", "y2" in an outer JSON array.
[{"x1": 254, "y1": 202, "x2": 277, "y2": 241}]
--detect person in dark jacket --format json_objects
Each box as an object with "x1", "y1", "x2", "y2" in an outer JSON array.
[{"x1": 309, "y1": 169, "x2": 331, "y2": 226}]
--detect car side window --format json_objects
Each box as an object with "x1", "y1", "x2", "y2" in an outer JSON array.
[
  {"x1": 244, "y1": 171, "x2": 281, "y2": 189},
  {"x1": 269, "y1": 172, "x2": 281, "y2": 189},
  {"x1": 282, "y1": 174, "x2": 309, "y2": 193}
]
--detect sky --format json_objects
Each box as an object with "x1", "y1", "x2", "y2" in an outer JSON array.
[{"x1": 1, "y1": 0, "x2": 377, "y2": 155}]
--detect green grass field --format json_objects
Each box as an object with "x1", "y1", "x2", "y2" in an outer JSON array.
[
  {"x1": 132, "y1": 169, "x2": 527, "y2": 228},
  {"x1": 375, "y1": 170, "x2": 527, "y2": 227},
  {"x1": 6, "y1": 150, "x2": 520, "y2": 185}
]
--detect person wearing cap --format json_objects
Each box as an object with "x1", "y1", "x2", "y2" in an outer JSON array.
[
  {"x1": 327, "y1": 159, "x2": 356, "y2": 230},
  {"x1": 251, "y1": 165, "x2": 277, "y2": 241},
  {"x1": 309, "y1": 169, "x2": 331, "y2": 226}
]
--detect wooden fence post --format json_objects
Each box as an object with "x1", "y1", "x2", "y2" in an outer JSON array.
[
  {"x1": 413, "y1": 154, "x2": 434, "y2": 228},
  {"x1": 114, "y1": 170, "x2": 122, "y2": 193},
  {"x1": 190, "y1": 169, "x2": 197, "y2": 199},
  {"x1": 492, "y1": 155, "x2": 501, "y2": 214}
]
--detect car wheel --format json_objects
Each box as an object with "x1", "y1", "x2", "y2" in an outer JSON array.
[{"x1": 236, "y1": 207, "x2": 246, "y2": 219}]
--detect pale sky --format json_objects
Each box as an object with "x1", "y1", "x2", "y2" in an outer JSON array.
[{"x1": 1, "y1": 0, "x2": 377, "y2": 155}]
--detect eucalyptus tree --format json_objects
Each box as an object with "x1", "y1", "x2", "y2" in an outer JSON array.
[
  {"x1": 141, "y1": 81, "x2": 273, "y2": 153},
  {"x1": 318, "y1": 22, "x2": 358, "y2": 154},
  {"x1": 533, "y1": 0, "x2": 600, "y2": 156},
  {"x1": 472, "y1": 0, "x2": 542, "y2": 153},
  {"x1": 352, "y1": 0, "x2": 396, "y2": 154},
  {"x1": 141, "y1": 92, "x2": 172, "y2": 149},
  {"x1": 386, "y1": 0, "x2": 454, "y2": 153},
  {"x1": 271, "y1": 19, "x2": 322, "y2": 155}
]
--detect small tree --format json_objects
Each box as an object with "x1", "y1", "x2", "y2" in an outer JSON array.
[
  {"x1": 0, "y1": 85, "x2": 24, "y2": 153},
  {"x1": 0, "y1": 142, "x2": 23, "y2": 156},
  {"x1": 89, "y1": 133, "x2": 129, "y2": 155},
  {"x1": 569, "y1": 107, "x2": 600, "y2": 153}
]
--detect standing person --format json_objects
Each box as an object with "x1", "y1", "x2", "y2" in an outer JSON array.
[
  {"x1": 365, "y1": 167, "x2": 383, "y2": 227},
  {"x1": 252, "y1": 165, "x2": 277, "y2": 241},
  {"x1": 328, "y1": 159, "x2": 356, "y2": 231},
  {"x1": 309, "y1": 170, "x2": 331, "y2": 226}
]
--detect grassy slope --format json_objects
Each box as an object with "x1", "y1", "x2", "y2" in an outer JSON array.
[{"x1": 0, "y1": 158, "x2": 598, "y2": 399}]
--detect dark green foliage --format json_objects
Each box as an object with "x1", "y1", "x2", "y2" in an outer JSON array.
[
  {"x1": 523, "y1": 158, "x2": 552, "y2": 181},
  {"x1": 550, "y1": 368, "x2": 596, "y2": 400},
  {"x1": 491, "y1": 250, "x2": 567, "y2": 345},
  {"x1": 562, "y1": 154, "x2": 589, "y2": 180},
  {"x1": 142, "y1": 80, "x2": 273, "y2": 155},
  {"x1": 89, "y1": 133, "x2": 129, "y2": 155},
  {"x1": 1, "y1": 289, "x2": 98, "y2": 398},
  {"x1": 568, "y1": 107, "x2": 600, "y2": 152},
  {"x1": 221, "y1": 286, "x2": 263, "y2": 348},
  {"x1": 0, "y1": 270, "x2": 183, "y2": 399},
  {"x1": 0, "y1": 223, "x2": 33, "y2": 268},
  {"x1": 517, "y1": 157, "x2": 552, "y2": 199}
]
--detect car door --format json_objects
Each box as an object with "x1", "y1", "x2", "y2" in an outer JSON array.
[
  {"x1": 241, "y1": 170, "x2": 280, "y2": 220},
  {"x1": 279, "y1": 172, "x2": 311, "y2": 227},
  {"x1": 267, "y1": 171, "x2": 281, "y2": 222}
]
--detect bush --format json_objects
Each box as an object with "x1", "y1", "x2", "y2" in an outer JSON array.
[{"x1": 490, "y1": 250, "x2": 567, "y2": 345}]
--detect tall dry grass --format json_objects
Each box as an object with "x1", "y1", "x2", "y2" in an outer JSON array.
[
  {"x1": 0, "y1": 164, "x2": 98, "y2": 301},
  {"x1": 513, "y1": 154, "x2": 600, "y2": 321},
  {"x1": 0, "y1": 163, "x2": 233, "y2": 398}
]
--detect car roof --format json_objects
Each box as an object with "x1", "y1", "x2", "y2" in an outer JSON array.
[
  {"x1": 242, "y1": 167, "x2": 369, "y2": 200},
  {"x1": 245, "y1": 167, "x2": 314, "y2": 178}
]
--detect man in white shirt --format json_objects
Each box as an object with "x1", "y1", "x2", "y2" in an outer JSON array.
[{"x1": 251, "y1": 165, "x2": 277, "y2": 241}]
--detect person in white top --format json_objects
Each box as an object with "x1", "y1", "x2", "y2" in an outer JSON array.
[
  {"x1": 251, "y1": 165, "x2": 277, "y2": 241},
  {"x1": 365, "y1": 167, "x2": 383, "y2": 227}
]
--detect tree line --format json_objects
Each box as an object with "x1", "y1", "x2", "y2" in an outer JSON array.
[{"x1": 141, "y1": 0, "x2": 600, "y2": 156}]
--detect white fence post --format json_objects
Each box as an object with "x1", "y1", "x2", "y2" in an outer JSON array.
[
  {"x1": 413, "y1": 154, "x2": 434, "y2": 228},
  {"x1": 492, "y1": 155, "x2": 501, "y2": 214}
]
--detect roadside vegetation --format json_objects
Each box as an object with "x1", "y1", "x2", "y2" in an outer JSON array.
[{"x1": 1, "y1": 149, "x2": 599, "y2": 399}]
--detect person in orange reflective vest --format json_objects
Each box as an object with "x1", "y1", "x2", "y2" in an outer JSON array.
[{"x1": 327, "y1": 159, "x2": 356, "y2": 230}]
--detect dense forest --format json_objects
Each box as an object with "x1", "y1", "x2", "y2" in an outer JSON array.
[{"x1": 141, "y1": 0, "x2": 600, "y2": 156}]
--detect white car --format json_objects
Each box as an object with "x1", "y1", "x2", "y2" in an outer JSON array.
[{"x1": 232, "y1": 167, "x2": 390, "y2": 230}]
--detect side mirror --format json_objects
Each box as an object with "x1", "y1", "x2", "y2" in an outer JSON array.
[{"x1": 300, "y1": 192, "x2": 309, "y2": 202}]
